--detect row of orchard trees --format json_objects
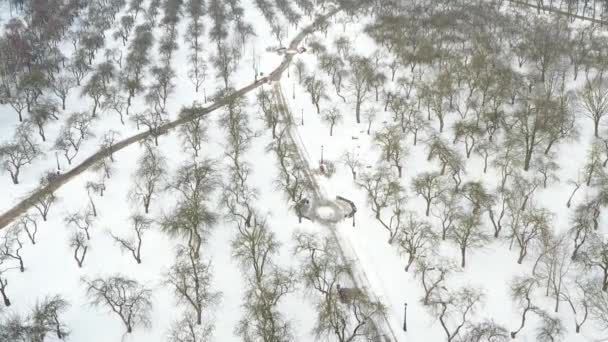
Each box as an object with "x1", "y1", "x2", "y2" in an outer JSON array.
[
  {"x1": 0, "y1": 0, "x2": 249, "y2": 186},
  {"x1": 0, "y1": 0, "x2": 221, "y2": 339},
  {"x1": 0, "y1": 0, "x2": 125, "y2": 185}
]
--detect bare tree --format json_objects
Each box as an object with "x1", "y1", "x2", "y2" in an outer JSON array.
[
  {"x1": 580, "y1": 234, "x2": 608, "y2": 292},
  {"x1": 374, "y1": 124, "x2": 408, "y2": 177},
  {"x1": 534, "y1": 155, "x2": 560, "y2": 188},
  {"x1": 418, "y1": 82, "x2": 449, "y2": 133},
  {"x1": 485, "y1": 188, "x2": 508, "y2": 238},
  {"x1": 256, "y1": 89, "x2": 280, "y2": 139},
  {"x1": 28, "y1": 98, "x2": 60, "y2": 142},
  {"x1": 453, "y1": 119, "x2": 484, "y2": 158},
  {"x1": 534, "y1": 309, "x2": 564, "y2": 342},
  {"x1": 129, "y1": 143, "x2": 166, "y2": 214},
  {"x1": 461, "y1": 181, "x2": 492, "y2": 215},
  {"x1": 426, "y1": 137, "x2": 464, "y2": 187},
  {"x1": 321, "y1": 107, "x2": 343, "y2": 137},
  {"x1": 583, "y1": 140, "x2": 603, "y2": 186},
  {"x1": 113, "y1": 15, "x2": 135, "y2": 46},
  {"x1": 346, "y1": 55, "x2": 373, "y2": 123},
  {"x1": 535, "y1": 235, "x2": 573, "y2": 313},
  {"x1": 293, "y1": 231, "x2": 385, "y2": 342},
  {"x1": 5, "y1": 88, "x2": 28, "y2": 122},
  {"x1": 566, "y1": 177, "x2": 582, "y2": 209},
  {"x1": 102, "y1": 88, "x2": 129, "y2": 124},
  {"x1": 358, "y1": 166, "x2": 405, "y2": 243},
  {"x1": 0, "y1": 258, "x2": 15, "y2": 306},
  {"x1": 69, "y1": 231, "x2": 88, "y2": 268},
  {"x1": 15, "y1": 213, "x2": 39, "y2": 245},
  {"x1": 211, "y1": 43, "x2": 241, "y2": 90},
  {"x1": 363, "y1": 107, "x2": 377, "y2": 135},
  {"x1": 30, "y1": 295, "x2": 71, "y2": 340},
  {"x1": 561, "y1": 278, "x2": 591, "y2": 333},
  {"x1": 31, "y1": 172, "x2": 59, "y2": 221},
  {"x1": 233, "y1": 218, "x2": 295, "y2": 342},
  {"x1": 449, "y1": 212, "x2": 488, "y2": 268},
  {"x1": 110, "y1": 214, "x2": 152, "y2": 264},
  {"x1": 167, "y1": 312, "x2": 214, "y2": 342},
  {"x1": 578, "y1": 76, "x2": 608, "y2": 138},
  {"x1": 161, "y1": 159, "x2": 219, "y2": 258},
  {"x1": 510, "y1": 275, "x2": 538, "y2": 339},
  {"x1": 414, "y1": 258, "x2": 456, "y2": 306},
  {"x1": 431, "y1": 192, "x2": 461, "y2": 241},
  {"x1": 54, "y1": 112, "x2": 95, "y2": 165},
  {"x1": 397, "y1": 212, "x2": 435, "y2": 272},
  {"x1": 165, "y1": 245, "x2": 221, "y2": 326},
  {"x1": 341, "y1": 150, "x2": 361, "y2": 181},
  {"x1": 569, "y1": 200, "x2": 599, "y2": 260},
  {"x1": 65, "y1": 208, "x2": 95, "y2": 240},
  {"x1": 81, "y1": 74, "x2": 107, "y2": 118},
  {"x1": 178, "y1": 104, "x2": 208, "y2": 158},
  {"x1": 428, "y1": 287, "x2": 484, "y2": 342},
  {"x1": 132, "y1": 111, "x2": 165, "y2": 146},
  {"x1": 0, "y1": 294, "x2": 71, "y2": 340},
  {"x1": 83, "y1": 275, "x2": 153, "y2": 333},
  {"x1": 404, "y1": 105, "x2": 428, "y2": 146},
  {"x1": 586, "y1": 277, "x2": 608, "y2": 331},
  {"x1": 85, "y1": 182, "x2": 104, "y2": 217},
  {"x1": 293, "y1": 59, "x2": 307, "y2": 84},
  {"x1": 508, "y1": 204, "x2": 552, "y2": 264},
  {"x1": 0, "y1": 225, "x2": 25, "y2": 272},
  {"x1": 146, "y1": 65, "x2": 176, "y2": 113},
  {"x1": 461, "y1": 320, "x2": 509, "y2": 342},
  {"x1": 412, "y1": 172, "x2": 447, "y2": 217},
  {"x1": 304, "y1": 75, "x2": 328, "y2": 114},
  {"x1": 0, "y1": 123, "x2": 40, "y2": 184}
]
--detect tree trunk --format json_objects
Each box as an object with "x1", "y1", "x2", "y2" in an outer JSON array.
[
  {"x1": 594, "y1": 118, "x2": 600, "y2": 138},
  {"x1": 405, "y1": 254, "x2": 414, "y2": 272},
  {"x1": 460, "y1": 246, "x2": 466, "y2": 268},
  {"x1": 524, "y1": 149, "x2": 533, "y2": 171},
  {"x1": 518, "y1": 247, "x2": 526, "y2": 264},
  {"x1": 0, "y1": 288, "x2": 10, "y2": 307}
]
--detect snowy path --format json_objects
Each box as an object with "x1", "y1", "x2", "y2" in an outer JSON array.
[
  {"x1": 0, "y1": 7, "x2": 341, "y2": 231},
  {"x1": 273, "y1": 84, "x2": 400, "y2": 342}
]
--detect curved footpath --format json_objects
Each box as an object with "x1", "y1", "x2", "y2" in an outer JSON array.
[
  {"x1": 0, "y1": 8, "x2": 339, "y2": 230},
  {"x1": 273, "y1": 84, "x2": 399, "y2": 342}
]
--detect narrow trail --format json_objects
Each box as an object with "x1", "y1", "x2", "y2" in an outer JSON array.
[
  {"x1": 0, "y1": 8, "x2": 340, "y2": 230},
  {"x1": 273, "y1": 84, "x2": 399, "y2": 342}
]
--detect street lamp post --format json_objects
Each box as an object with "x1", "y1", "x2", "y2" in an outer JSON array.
[
  {"x1": 301, "y1": 108, "x2": 304, "y2": 126},
  {"x1": 321, "y1": 145, "x2": 324, "y2": 164},
  {"x1": 403, "y1": 302, "x2": 408, "y2": 332}
]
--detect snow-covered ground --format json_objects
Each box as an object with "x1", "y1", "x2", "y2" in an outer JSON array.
[{"x1": 1, "y1": 0, "x2": 608, "y2": 341}]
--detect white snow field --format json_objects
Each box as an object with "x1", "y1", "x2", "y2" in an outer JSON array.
[{"x1": 1, "y1": 0, "x2": 608, "y2": 341}]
